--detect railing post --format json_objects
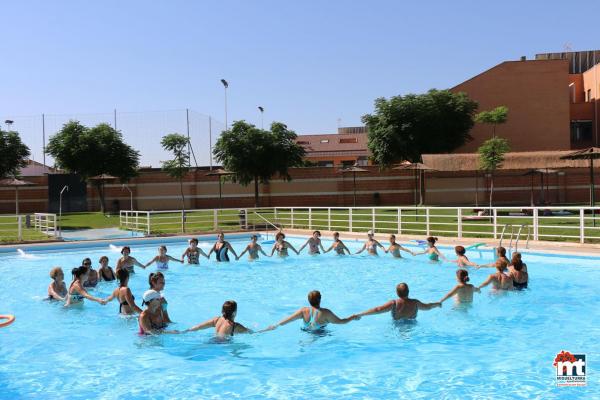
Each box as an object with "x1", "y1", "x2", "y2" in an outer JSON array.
[
  {"x1": 327, "y1": 208, "x2": 331, "y2": 231},
  {"x1": 493, "y1": 208, "x2": 498, "y2": 239},
  {"x1": 213, "y1": 209, "x2": 218, "y2": 231},
  {"x1": 349, "y1": 208, "x2": 353, "y2": 233},
  {"x1": 372, "y1": 208, "x2": 376, "y2": 232},
  {"x1": 308, "y1": 208, "x2": 312, "y2": 230},
  {"x1": 533, "y1": 208, "x2": 539, "y2": 241},
  {"x1": 53, "y1": 214, "x2": 57, "y2": 237},
  {"x1": 580, "y1": 208, "x2": 585, "y2": 244},
  {"x1": 136, "y1": 213, "x2": 139, "y2": 232},
  {"x1": 425, "y1": 208, "x2": 430, "y2": 236},
  {"x1": 274, "y1": 207, "x2": 278, "y2": 223},
  {"x1": 290, "y1": 208, "x2": 294, "y2": 228},
  {"x1": 17, "y1": 215, "x2": 22, "y2": 241},
  {"x1": 146, "y1": 212, "x2": 151, "y2": 235},
  {"x1": 457, "y1": 208, "x2": 463, "y2": 238},
  {"x1": 398, "y1": 208, "x2": 401, "y2": 234},
  {"x1": 244, "y1": 209, "x2": 248, "y2": 230}
]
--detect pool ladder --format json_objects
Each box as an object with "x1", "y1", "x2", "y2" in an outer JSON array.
[
  {"x1": 250, "y1": 211, "x2": 282, "y2": 241},
  {"x1": 498, "y1": 224, "x2": 530, "y2": 257}
]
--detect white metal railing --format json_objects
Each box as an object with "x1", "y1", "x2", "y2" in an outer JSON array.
[
  {"x1": 0, "y1": 213, "x2": 57, "y2": 242},
  {"x1": 119, "y1": 206, "x2": 600, "y2": 244},
  {"x1": 34, "y1": 213, "x2": 58, "y2": 237}
]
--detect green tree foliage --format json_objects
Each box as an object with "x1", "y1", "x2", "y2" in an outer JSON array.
[
  {"x1": 474, "y1": 106, "x2": 509, "y2": 137},
  {"x1": 0, "y1": 129, "x2": 31, "y2": 178},
  {"x1": 160, "y1": 133, "x2": 190, "y2": 214},
  {"x1": 478, "y1": 137, "x2": 510, "y2": 208},
  {"x1": 46, "y1": 121, "x2": 140, "y2": 212},
  {"x1": 213, "y1": 121, "x2": 305, "y2": 207},
  {"x1": 362, "y1": 89, "x2": 478, "y2": 167}
]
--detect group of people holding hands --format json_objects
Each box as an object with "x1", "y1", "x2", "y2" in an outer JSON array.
[{"x1": 46, "y1": 230, "x2": 529, "y2": 338}]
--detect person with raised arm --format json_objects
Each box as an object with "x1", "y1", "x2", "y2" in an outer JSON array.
[
  {"x1": 185, "y1": 300, "x2": 252, "y2": 338},
  {"x1": 105, "y1": 269, "x2": 143, "y2": 315},
  {"x1": 181, "y1": 238, "x2": 209, "y2": 265},
  {"x1": 265, "y1": 290, "x2": 358, "y2": 332},
  {"x1": 323, "y1": 232, "x2": 351, "y2": 255},
  {"x1": 477, "y1": 246, "x2": 509, "y2": 270},
  {"x1": 47, "y1": 267, "x2": 67, "y2": 301},
  {"x1": 385, "y1": 234, "x2": 414, "y2": 258},
  {"x1": 97, "y1": 256, "x2": 116, "y2": 281},
  {"x1": 439, "y1": 269, "x2": 481, "y2": 304},
  {"x1": 148, "y1": 272, "x2": 172, "y2": 324},
  {"x1": 116, "y1": 246, "x2": 146, "y2": 274},
  {"x1": 355, "y1": 230, "x2": 385, "y2": 256},
  {"x1": 145, "y1": 245, "x2": 183, "y2": 270},
  {"x1": 64, "y1": 266, "x2": 108, "y2": 307},
  {"x1": 237, "y1": 235, "x2": 270, "y2": 260},
  {"x1": 413, "y1": 237, "x2": 447, "y2": 262},
  {"x1": 478, "y1": 259, "x2": 513, "y2": 291},
  {"x1": 270, "y1": 232, "x2": 300, "y2": 258},
  {"x1": 450, "y1": 246, "x2": 479, "y2": 267},
  {"x1": 298, "y1": 231, "x2": 326, "y2": 255},
  {"x1": 355, "y1": 283, "x2": 440, "y2": 320},
  {"x1": 207, "y1": 232, "x2": 238, "y2": 262},
  {"x1": 138, "y1": 290, "x2": 179, "y2": 335},
  {"x1": 508, "y1": 252, "x2": 529, "y2": 290}
]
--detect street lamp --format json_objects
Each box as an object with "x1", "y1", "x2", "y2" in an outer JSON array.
[
  {"x1": 220, "y1": 79, "x2": 229, "y2": 130},
  {"x1": 59, "y1": 185, "x2": 69, "y2": 237},
  {"x1": 122, "y1": 184, "x2": 133, "y2": 210},
  {"x1": 4, "y1": 120, "x2": 14, "y2": 130},
  {"x1": 258, "y1": 106, "x2": 264, "y2": 129}
]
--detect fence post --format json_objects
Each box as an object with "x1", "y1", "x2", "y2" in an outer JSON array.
[
  {"x1": 349, "y1": 208, "x2": 353, "y2": 233},
  {"x1": 308, "y1": 208, "x2": 312, "y2": 230},
  {"x1": 213, "y1": 209, "x2": 218, "y2": 231},
  {"x1": 146, "y1": 212, "x2": 151, "y2": 235},
  {"x1": 533, "y1": 208, "x2": 539, "y2": 241},
  {"x1": 136, "y1": 213, "x2": 139, "y2": 232},
  {"x1": 398, "y1": 208, "x2": 401, "y2": 234},
  {"x1": 493, "y1": 208, "x2": 498, "y2": 239},
  {"x1": 244, "y1": 209, "x2": 248, "y2": 230},
  {"x1": 425, "y1": 208, "x2": 430, "y2": 236},
  {"x1": 274, "y1": 207, "x2": 278, "y2": 223},
  {"x1": 457, "y1": 208, "x2": 463, "y2": 238},
  {"x1": 53, "y1": 214, "x2": 57, "y2": 237},
  {"x1": 291, "y1": 208, "x2": 294, "y2": 228},
  {"x1": 17, "y1": 215, "x2": 22, "y2": 241},
  {"x1": 328, "y1": 208, "x2": 331, "y2": 231},
  {"x1": 372, "y1": 208, "x2": 376, "y2": 232},
  {"x1": 580, "y1": 208, "x2": 585, "y2": 244}
]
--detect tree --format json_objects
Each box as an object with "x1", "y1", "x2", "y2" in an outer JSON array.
[
  {"x1": 478, "y1": 137, "x2": 510, "y2": 208},
  {"x1": 474, "y1": 106, "x2": 509, "y2": 137},
  {"x1": 46, "y1": 121, "x2": 140, "y2": 213},
  {"x1": 160, "y1": 133, "x2": 190, "y2": 217},
  {"x1": 0, "y1": 129, "x2": 30, "y2": 178},
  {"x1": 362, "y1": 89, "x2": 478, "y2": 168},
  {"x1": 213, "y1": 121, "x2": 305, "y2": 207}
]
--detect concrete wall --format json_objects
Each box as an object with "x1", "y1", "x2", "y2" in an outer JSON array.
[{"x1": 452, "y1": 60, "x2": 571, "y2": 152}]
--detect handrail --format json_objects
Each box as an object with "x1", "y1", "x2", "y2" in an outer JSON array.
[{"x1": 251, "y1": 211, "x2": 281, "y2": 240}]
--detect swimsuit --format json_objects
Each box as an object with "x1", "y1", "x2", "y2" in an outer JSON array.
[
  {"x1": 428, "y1": 251, "x2": 439, "y2": 261},
  {"x1": 100, "y1": 267, "x2": 116, "y2": 281},
  {"x1": 513, "y1": 280, "x2": 528, "y2": 290},
  {"x1": 215, "y1": 244, "x2": 230, "y2": 262},
  {"x1": 187, "y1": 250, "x2": 200, "y2": 264},
  {"x1": 276, "y1": 243, "x2": 288, "y2": 257},
  {"x1": 70, "y1": 293, "x2": 85, "y2": 302},
  {"x1": 119, "y1": 292, "x2": 135, "y2": 314},
  {"x1": 156, "y1": 259, "x2": 169, "y2": 270},
  {"x1": 308, "y1": 240, "x2": 320, "y2": 254},
  {"x1": 138, "y1": 317, "x2": 167, "y2": 335},
  {"x1": 334, "y1": 244, "x2": 346, "y2": 255},
  {"x1": 303, "y1": 308, "x2": 325, "y2": 331},
  {"x1": 392, "y1": 299, "x2": 417, "y2": 320}
]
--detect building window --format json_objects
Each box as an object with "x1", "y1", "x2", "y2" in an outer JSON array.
[
  {"x1": 320, "y1": 139, "x2": 329, "y2": 143},
  {"x1": 587, "y1": 89, "x2": 592, "y2": 102},
  {"x1": 297, "y1": 140, "x2": 310, "y2": 145},
  {"x1": 571, "y1": 120, "x2": 593, "y2": 142},
  {"x1": 317, "y1": 161, "x2": 334, "y2": 167},
  {"x1": 356, "y1": 157, "x2": 368, "y2": 166},
  {"x1": 341, "y1": 160, "x2": 355, "y2": 168},
  {"x1": 339, "y1": 137, "x2": 358, "y2": 144}
]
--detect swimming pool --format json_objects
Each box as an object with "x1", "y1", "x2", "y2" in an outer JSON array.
[{"x1": 0, "y1": 235, "x2": 598, "y2": 399}]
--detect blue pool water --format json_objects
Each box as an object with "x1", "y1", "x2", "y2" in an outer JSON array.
[{"x1": 0, "y1": 236, "x2": 598, "y2": 399}]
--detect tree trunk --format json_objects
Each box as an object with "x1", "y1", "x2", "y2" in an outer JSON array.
[
  {"x1": 489, "y1": 172, "x2": 494, "y2": 209},
  {"x1": 179, "y1": 178, "x2": 186, "y2": 232},
  {"x1": 254, "y1": 176, "x2": 259, "y2": 208}
]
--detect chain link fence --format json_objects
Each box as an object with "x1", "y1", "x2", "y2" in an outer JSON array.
[{"x1": 3, "y1": 109, "x2": 225, "y2": 168}]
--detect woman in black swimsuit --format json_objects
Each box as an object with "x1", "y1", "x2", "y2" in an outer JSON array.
[
  {"x1": 185, "y1": 300, "x2": 252, "y2": 338},
  {"x1": 98, "y1": 256, "x2": 116, "y2": 281},
  {"x1": 509, "y1": 252, "x2": 529, "y2": 290},
  {"x1": 106, "y1": 269, "x2": 142, "y2": 315},
  {"x1": 207, "y1": 232, "x2": 238, "y2": 262}
]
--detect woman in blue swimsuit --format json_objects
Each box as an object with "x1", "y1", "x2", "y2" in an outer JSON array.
[
  {"x1": 265, "y1": 290, "x2": 358, "y2": 332},
  {"x1": 145, "y1": 245, "x2": 183, "y2": 270},
  {"x1": 207, "y1": 232, "x2": 238, "y2": 262},
  {"x1": 413, "y1": 237, "x2": 447, "y2": 262},
  {"x1": 64, "y1": 266, "x2": 107, "y2": 307}
]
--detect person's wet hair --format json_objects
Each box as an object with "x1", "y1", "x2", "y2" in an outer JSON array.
[
  {"x1": 313, "y1": 230, "x2": 321, "y2": 236},
  {"x1": 457, "y1": 269, "x2": 469, "y2": 283},
  {"x1": 49, "y1": 267, "x2": 63, "y2": 279},
  {"x1": 497, "y1": 247, "x2": 507, "y2": 257},
  {"x1": 117, "y1": 268, "x2": 129, "y2": 286},
  {"x1": 99, "y1": 256, "x2": 109, "y2": 263},
  {"x1": 455, "y1": 246, "x2": 466, "y2": 256},
  {"x1": 426, "y1": 237, "x2": 438, "y2": 245},
  {"x1": 149, "y1": 271, "x2": 165, "y2": 289},
  {"x1": 159, "y1": 245, "x2": 167, "y2": 252},
  {"x1": 308, "y1": 290, "x2": 321, "y2": 308},
  {"x1": 390, "y1": 234, "x2": 396, "y2": 240},
  {"x1": 333, "y1": 232, "x2": 339, "y2": 237},
  {"x1": 71, "y1": 266, "x2": 88, "y2": 280},
  {"x1": 82, "y1": 257, "x2": 92, "y2": 266},
  {"x1": 190, "y1": 238, "x2": 199, "y2": 244},
  {"x1": 222, "y1": 300, "x2": 237, "y2": 321},
  {"x1": 251, "y1": 235, "x2": 258, "y2": 240},
  {"x1": 511, "y1": 252, "x2": 523, "y2": 271},
  {"x1": 496, "y1": 259, "x2": 508, "y2": 271},
  {"x1": 396, "y1": 283, "x2": 409, "y2": 298},
  {"x1": 275, "y1": 232, "x2": 285, "y2": 240},
  {"x1": 121, "y1": 246, "x2": 131, "y2": 255}
]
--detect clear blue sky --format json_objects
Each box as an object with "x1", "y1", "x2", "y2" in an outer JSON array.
[{"x1": 2, "y1": 1, "x2": 599, "y2": 166}]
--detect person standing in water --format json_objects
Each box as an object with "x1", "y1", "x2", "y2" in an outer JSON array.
[
  {"x1": 105, "y1": 269, "x2": 142, "y2": 315},
  {"x1": 270, "y1": 232, "x2": 300, "y2": 258},
  {"x1": 323, "y1": 232, "x2": 351, "y2": 255},
  {"x1": 355, "y1": 230, "x2": 385, "y2": 256},
  {"x1": 181, "y1": 238, "x2": 209, "y2": 265},
  {"x1": 385, "y1": 234, "x2": 414, "y2": 258},
  {"x1": 266, "y1": 290, "x2": 358, "y2": 332},
  {"x1": 450, "y1": 246, "x2": 479, "y2": 267},
  {"x1": 508, "y1": 252, "x2": 529, "y2": 290},
  {"x1": 82, "y1": 258, "x2": 98, "y2": 288},
  {"x1": 185, "y1": 300, "x2": 252, "y2": 338},
  {"x1": 116, "y1": 246, "x2": 146, "y2": 274},
  {"x1": 477, "y1": 247, "x2": 509, "y2": 270},
  {"x1": 145, "y1": 245, "x2": 183, "y2": 270},
  {"x1": 138, "y1": 290, "x2": 179, "y2": 335},
  {"x1": 298, "y1": 231, "x2": 326, "y2": 255},
  {"x1": 47, "y1": 267, "x2": 67, "y2": 301},
  {"x1": 64, "y1": 266, "x2": 108, "y2": 307},
  {"x1": 237, "y1": 235, "x2": 270, "y2": 260},
  {"x1": 97, "y1": 256, "x2": 116, "y2": 281},
  {"x1": 439, "y1": 269, "x2": 480, "y2": 304},
  {"x1": 355, "y1": 283, "x2": 440, "y2": 320},
  {"x1": 413, "y1": 237, "x2": 447, "y2": 262},
  {"x1": 207, "y1": 232, "x2": 239, "y2": 262},
  {"x1": 478, "y1": 259, "x2": 513, "y2": 291},
  {"x1": 149, "y1": 272, "x2": 172, "y2": 325}
]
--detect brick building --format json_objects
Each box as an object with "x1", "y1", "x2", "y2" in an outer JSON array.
[{"x1": 295, "y1": 126, "x2": 370, "y2": 167}]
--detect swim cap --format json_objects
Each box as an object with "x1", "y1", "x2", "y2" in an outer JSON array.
[
  {"x1": 143, "y1": 290, "x2": 161, "y2": 303},
  {"x1": 367, "y1": 230, "x2": 374, "y2": 235}
]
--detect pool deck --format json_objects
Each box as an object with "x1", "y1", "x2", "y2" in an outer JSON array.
[{"x1": 3, "y1": 228, "x2": 600, "y2": 257}]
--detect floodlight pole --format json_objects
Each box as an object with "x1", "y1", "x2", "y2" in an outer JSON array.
[
  {"x1": 59, "y1": 185, "x2": 69, "y2": 237},
  {"x1": 122, "y1": 184, "x2": 133, "y2": 210}
]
